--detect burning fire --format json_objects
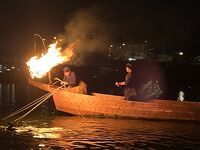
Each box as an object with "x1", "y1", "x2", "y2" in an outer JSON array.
[{"x1": 26, "y1": 41, "x2": 77, "y2": 79}]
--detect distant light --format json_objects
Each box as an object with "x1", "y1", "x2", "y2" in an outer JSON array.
[
  {"x1": 0, "y1": 71, "x2": 2, "y2": 73},
  {"x1": 53, "y1": 37, "x2": 57, "y2": 40},
  {"x1": 178, "y1": 90, "x2": 184, "y2": 101},
  {"x1": 128, "y1": 58, "x2": 136, "y2": 61},
  {"x1": 38, "y1": 143, "x2": 45, "y2": 147},
  {"x1": 178, "y1": 52, "x2": 183, "y2": 56},
  {"x1": 115, "y1": 69, "x2": 119, "y2": 72},
  {"x1": 11, "y1": 66, "x2": 15, "y2": 69},
  {"x1": 122, "y1": 43, "x2": 126, "y2": 46},
  {"x1": 110, "y1": 45, "x2": 113, "y2": 48},
  {"x1": 43, "y1": 39, "x2": 46, "y2": 41},
  {"x1": 6, "y1": 68, "x2": 11, "y2": 71}
]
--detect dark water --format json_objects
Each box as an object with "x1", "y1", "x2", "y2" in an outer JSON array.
[{"x1": 0, "y1": 81, "x2": 200, "y2": 150}]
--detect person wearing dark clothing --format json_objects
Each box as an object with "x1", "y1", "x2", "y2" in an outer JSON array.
[
  {"x1": 61, "y1": 66, "x2": 77, "y2": 87},
  {"x1": 115, "y1": 63, "x2": 136, "y2": 100}
]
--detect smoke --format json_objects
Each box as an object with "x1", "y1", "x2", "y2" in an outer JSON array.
[{"x1": 58, "y1": 7, "x2": 111, "y2": 65}]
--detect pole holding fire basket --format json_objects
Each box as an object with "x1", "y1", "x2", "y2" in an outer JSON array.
[{"x1": 33, "y1": 33, "x2": 52, "y2": 84}]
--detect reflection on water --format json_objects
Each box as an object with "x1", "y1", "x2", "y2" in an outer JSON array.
[
  {"x1": 0, "y1": 82, "x2": 37, "y2": 116},
  {"x1": 14, "y1": 126, "x2": 64, "y2": 139},
  {"x1": 49, "y1": 117, "x2": 200, "y2": 149},
  {"x1": 0, "y1": 82, "x2": 200, "y2": 149},
  {"x1": 11, "y1": 83, "x2": 15, "y2": 103},
  {"x1": 0, "y1": 83, "x2": 2, "y2": 105},
  {"x1": 0, "y1": 83, "x2": 16, "y2": 107},
  {"x1": 0, "y1": 83, "x2": 18, "y2": 114},
  {"x1": 0, "y1": 116, "x2": 200, "y2": 149}
]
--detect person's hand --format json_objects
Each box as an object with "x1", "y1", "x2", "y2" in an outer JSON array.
[
  {"x1": 115, "y1": 82, "x2": 120, "y2": 87},
  {"x1": 61, "y1": 81, "x2": 68, "y2": 85}
]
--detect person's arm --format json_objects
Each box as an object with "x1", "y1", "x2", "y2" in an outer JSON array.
[
  {"x1": 61, "y1": 81, "x2": 68, "y2": 85},
  {"x1": 115, "y1": 74, "x2": 131, "y2": 86},
  {"x1": 61, "y1": 76, "x2": 68, "y2": 85},
  {"x1": 67, "y1": 72, "x2": 76, "y2": 85},
  {"x1": 61, "y1": 78, "x2": 68, "y2": 85},
  {"x1": 116, "y1": 81, "x2": 126, "y2": 86}
]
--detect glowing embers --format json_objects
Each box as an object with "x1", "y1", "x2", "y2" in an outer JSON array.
[{"x1": 26, "y1": 41, "x2": 77, "y2": 79}]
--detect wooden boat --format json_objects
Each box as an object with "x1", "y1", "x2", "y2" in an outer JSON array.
[{"x1": 28, "y1": 79, "x2": 200, "y2": 122}]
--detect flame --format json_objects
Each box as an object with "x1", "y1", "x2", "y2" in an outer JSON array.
[{"x1": 26, "y1": 41, "x2": 77, "y2": 79}]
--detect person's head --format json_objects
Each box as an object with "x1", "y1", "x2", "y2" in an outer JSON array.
[
  {"x1": 125, "y1": 63, "x2": 133, "y2": 73},
  {"x1": 63, "y1": 66, "x2": 71, "y2": 76}
]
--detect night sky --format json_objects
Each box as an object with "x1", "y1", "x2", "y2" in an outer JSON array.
[{"x1": 0, "y1": 0, "x2": 199, "y2": 58}]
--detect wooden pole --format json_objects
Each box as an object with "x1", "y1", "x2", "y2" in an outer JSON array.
[{"x1": 34, "y1": 33, "x2": 52, "y2": 84}]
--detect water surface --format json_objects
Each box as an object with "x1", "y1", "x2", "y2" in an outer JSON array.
[{"x1": 0, "y1": 82, "x2": 200, "y2": 149}]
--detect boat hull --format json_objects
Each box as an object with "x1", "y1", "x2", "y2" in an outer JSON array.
[{"x1": 29, "y1": 79, "x2": 200, "y2": 121}]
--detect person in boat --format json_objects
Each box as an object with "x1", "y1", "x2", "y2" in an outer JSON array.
[
  {"x1": 115, "y1": 63, "x2": 136, "y2": 100},
  {"x1": 61, "y1": 66, "x2": 77, "y2": 87}
]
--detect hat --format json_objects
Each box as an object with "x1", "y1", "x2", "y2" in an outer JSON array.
[
  {"x1": 63, "y1": 66, "x2": 71, "y2": 72},
  {"x1": 125, "y1": 63, "x2": 133, "y2": 70}
]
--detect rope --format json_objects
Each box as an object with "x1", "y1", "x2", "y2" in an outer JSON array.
[
  {"x1": 4, "y1": 77, "x2": 86, "y2": 122},
  {"x1": 3, "y1": 93, "x2": 51, "y2": 120},
  {"x1": 13, "y1": 85, "x2": 64, "y2": 122},
  {"x1": 69, "y1": 92, "x2": 85, "y2": 119},
  {"x1": 54, "y1": 78, "x2": 85, "y2": 119},
  {"x1": 71, "y1": 95, "x2": 85, "y2": 119},
  {"x1": 3, "y1": 80, "x2": 60, "y2": 120},
  {"x1": 14, "y1": 92, "x2": 52, "y2": 122},
  {"x1": 54, "y1": 78, "x2": 66, "y2": 88}
]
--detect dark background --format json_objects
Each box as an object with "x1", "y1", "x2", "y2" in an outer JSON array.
[
  {"x1": 0, "y1": 0, "x2": 199, "y2": 101},
  {"x1": 0, "y1": 0, "x2": 199, "y2": 58}
]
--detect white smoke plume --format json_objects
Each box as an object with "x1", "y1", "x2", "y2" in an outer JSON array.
[{"x1": 57, "y1": 7, "x2": 111, "y2": 65}]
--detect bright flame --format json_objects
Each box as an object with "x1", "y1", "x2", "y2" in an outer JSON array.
[{"x1": 26, "y1": 41, "x2": 77, "y2": 78}]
